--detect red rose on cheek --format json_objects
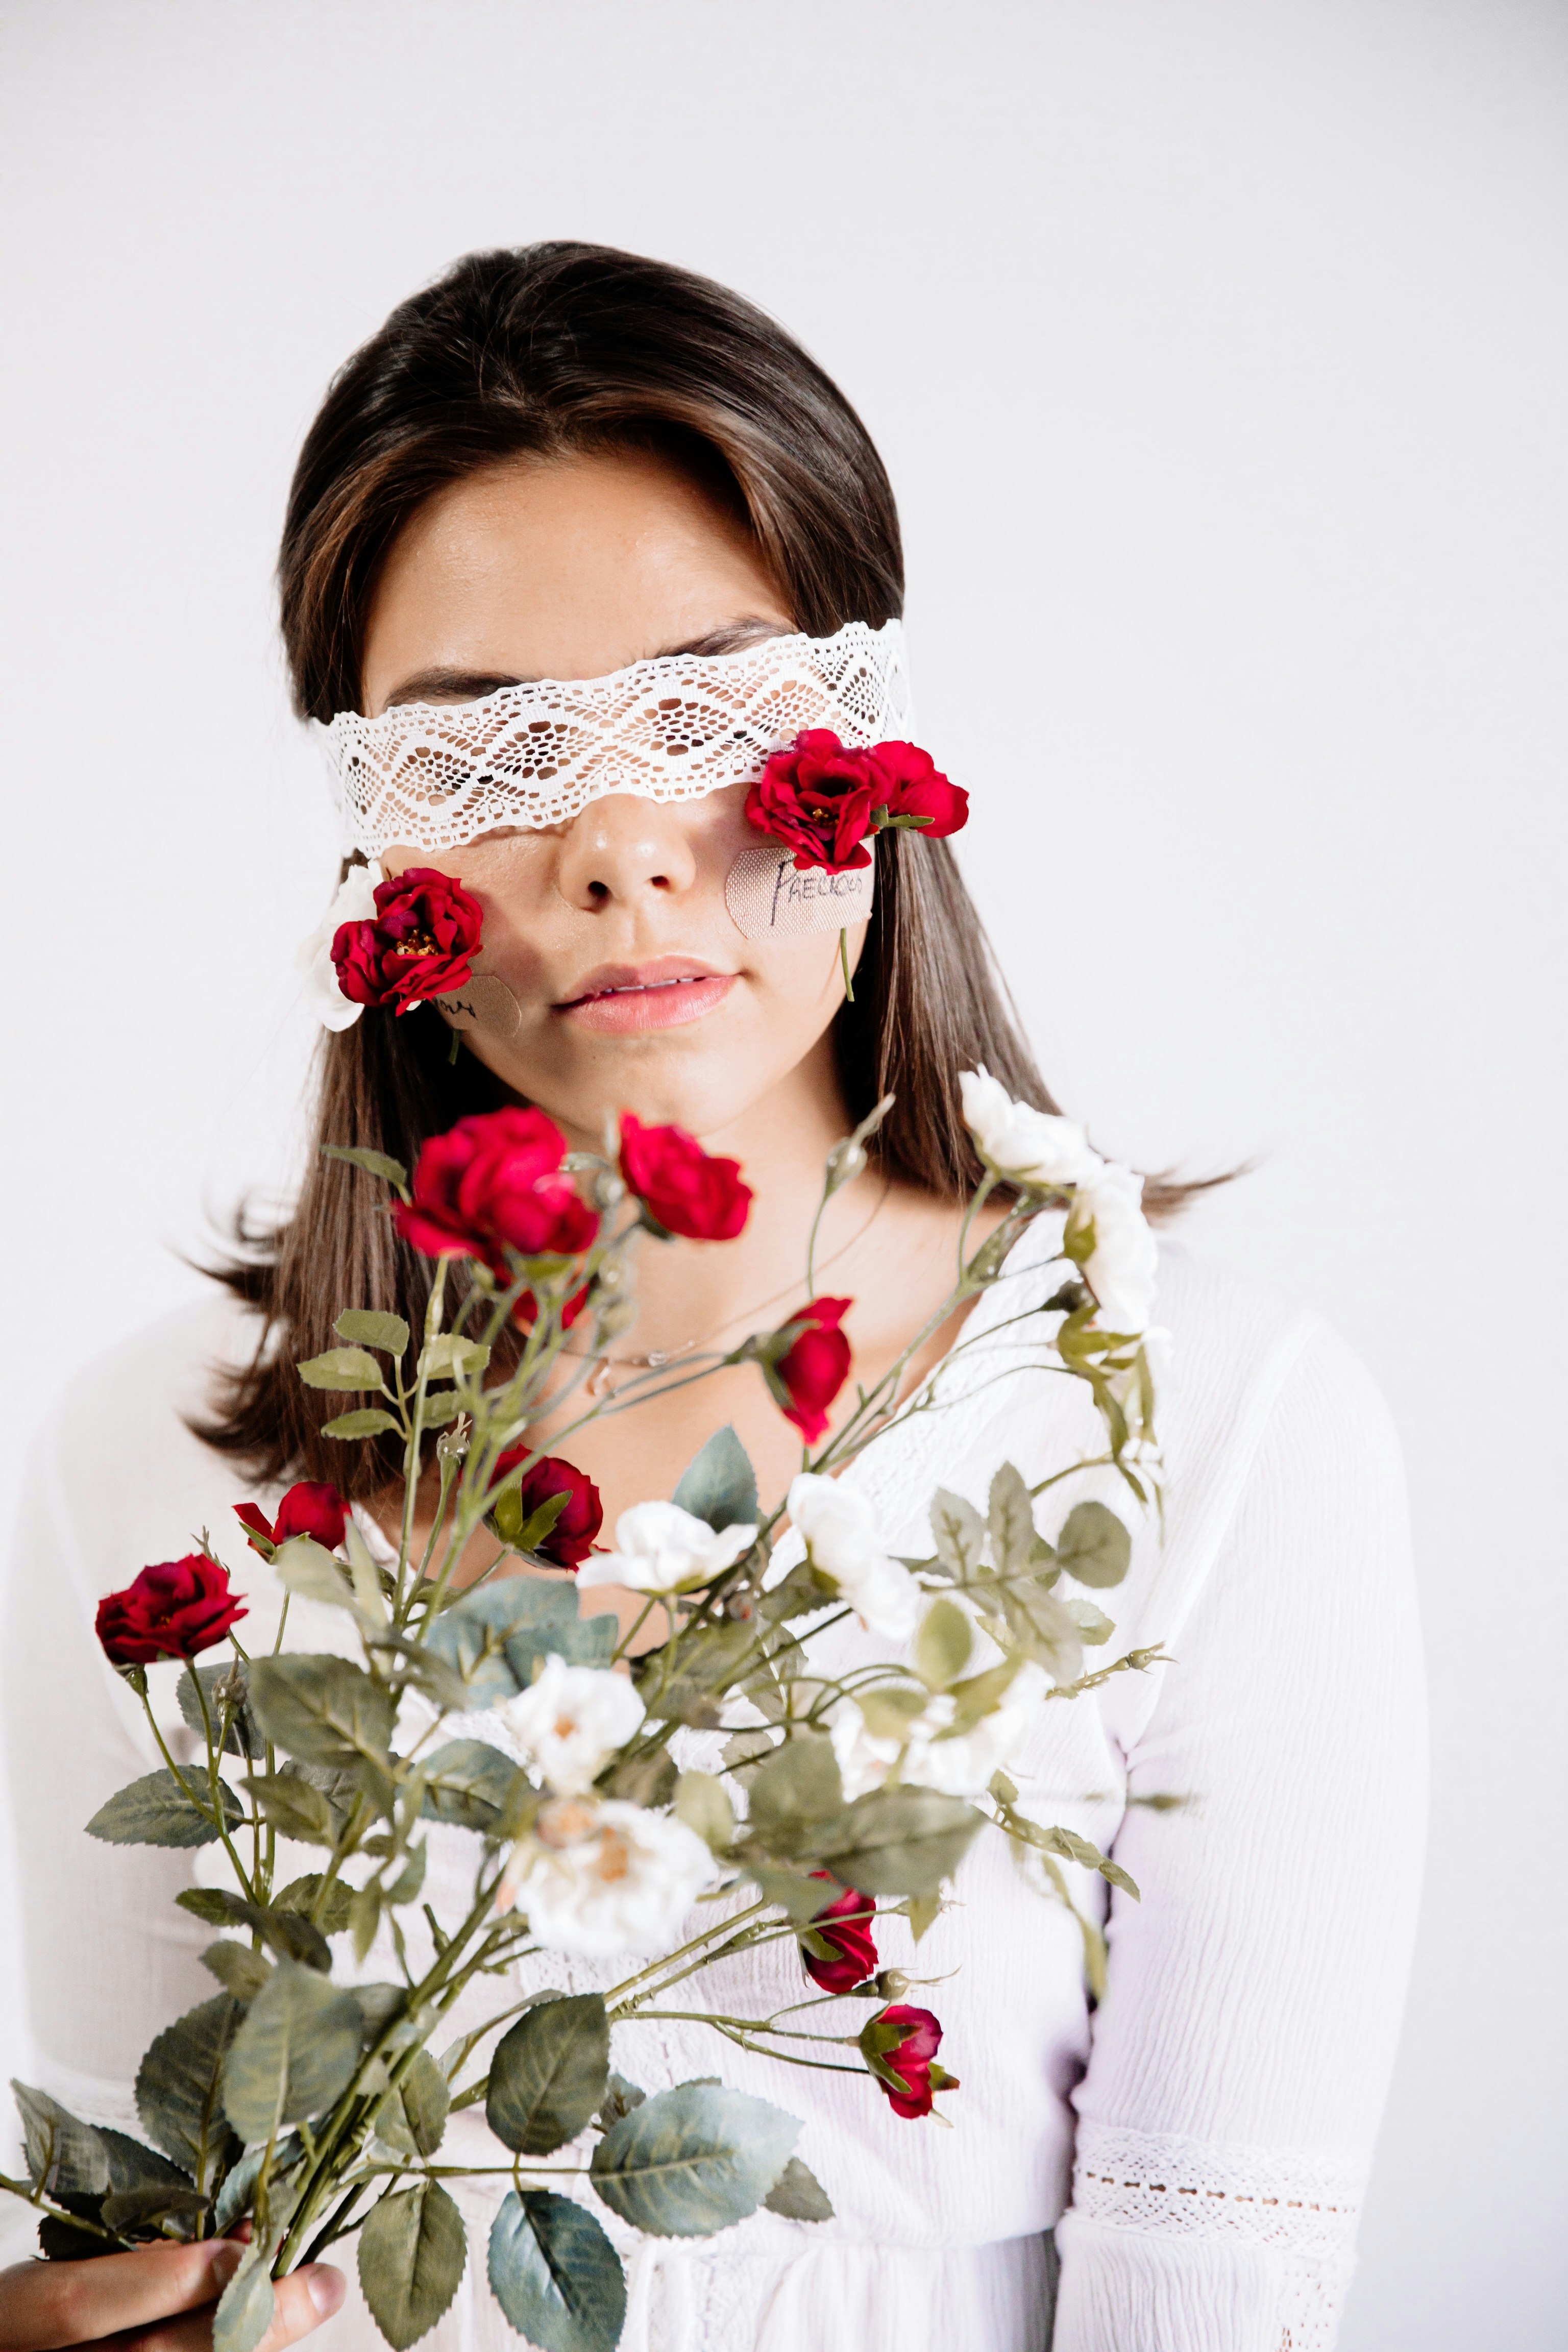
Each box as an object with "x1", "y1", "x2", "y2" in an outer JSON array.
[
  {"x1": 393, "y1": 1108, "x2": 599, "y2": 1276},
  {"x1": 332, "y1": 866, "x2": 484, "y2": 1013},
  {"x1": 488, "y1": 1449, "x2": 603, "y2": 1570},
  {"x1": 234, "y1": 1481, "x2": 349, "y2": 1558},
  {"x1": 859, "y1": 2004, "x2": 958, "y2": 2121},
  {"x1": 764, "y1": 1296, "x2": 852, "y2": 1443},
  {"x1": 868, "y1": 741, "x2": 969, "y2": 840},
  {"x1": 619, "y1": 1114, "x2": 752, "y2": 1242},
  {"x1": 799, "y1": 1872, "x2": 878, "y2": 1994},
  {"x1": 745, "y1": 730, "x2": 879, "y2": 873},
  {"x1": 96, "y1": 1556, "x2": 248, "y2": 1666}
]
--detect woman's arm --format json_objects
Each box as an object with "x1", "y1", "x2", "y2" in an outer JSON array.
[
  {"x1": 0, "y1": 2238, "x2": 342, "y2": 2351},
  {"x1": 1054, "y1": 1320, "x2": 1428, "y2": 2351}
]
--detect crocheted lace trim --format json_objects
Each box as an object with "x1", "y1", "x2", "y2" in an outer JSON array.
[{"x1": 315, "y1": 619, "x2": 912, "y2": 856}]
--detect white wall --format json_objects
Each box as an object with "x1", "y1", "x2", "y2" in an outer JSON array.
[{"x1": 2, "y1": 2, "x2": 1563, "y2": 2339}]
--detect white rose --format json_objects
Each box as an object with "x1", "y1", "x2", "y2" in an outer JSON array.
[
  {"x1": 1070, "y1": 1163, "x2": 1159, "y2": 1335},
  {"x1": 959, "y1": 1066, "x2": 1102, "y2": 1188},
  {"x1": 787, "y1": 1474, "x2": 921, "y2": 1641},
  {"x1": 297, "y1": 862, "x2": 382, "y2": 1032},
  {"x1": 497, "y1": 1653, "x2": 645, "y2": 1795},
  {"x1": 905, "y1": 1663, "x2": 1048, "y2": 1797},
  {"x1": 827, "y1": 1695, "x2": 911, "y2": 1801},
  {"x1": 500, "y1": 1796, "x2": 717, "y2": 1957},
  {"x1": 575, "y1": 1500, "x2": 757, "y2": 1596}
]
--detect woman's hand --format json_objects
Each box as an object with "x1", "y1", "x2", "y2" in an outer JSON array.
[{"x1": 0, "y1": 2238, "x2": 345, "y2": 2351}]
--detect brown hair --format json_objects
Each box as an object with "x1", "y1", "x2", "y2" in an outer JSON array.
[{"x1": 202, "y1": 241, "x2": 1216, "y2": 1497}]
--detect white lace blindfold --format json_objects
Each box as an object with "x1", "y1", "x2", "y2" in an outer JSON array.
[{"x1": 315, "y1": 620, "x2": 913, "y2": 860}]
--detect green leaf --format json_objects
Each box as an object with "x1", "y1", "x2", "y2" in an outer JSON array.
[
  {"x1": 914, "y1": 1596, "x2": 973, "y2": 1691},
  {"x1": 296, "y1": 1346, "x2": 388, "y2": 1392},
  {"x1": 135, "y1": 1995, "x2": 242, "y2": 2184},
  {"x1": 1064, "y1": 1596, "x2": 1115, "y2": 1646},
  {"x1": 639, "y1": 1620, "x2": 762, "y2": 1728},
  {"x1": 486, "y1": 1994, "x2": 609, "y2": 2158},
  {"x1": 210, "y1": 2133, "x2": 304, "y2": 2236},
  {"x1": 763, "y1": 2154, "x2": 834, "y2": 2222},
  {"x1": 1055, "y1": 1499, "x2": 1133, "y2": 1590},
  {"x1": 248, "y1": 1654, "x2": 395, "y2": 1767},
  {"x1": 176, "y1": 1888, "x2": 253, "y2": 1928},
  {"x1": 996, "y1": 1579, "x2": 1085, "y2": 1684},
  {"x1": 488, "y1": 2188, "x2": 626, "y2": 2352},
  {"x1": 674, "y1": 1770, "x2": 735, "y2": 1852},
  {"x1": 323, "y1": 1409, "x2": 402, "y2": 1439},
  {"x1": 240, "y1": 1768, "x2": 337, "y2": 1845},
  {"x1": 492, "y1": 1483, "x2": 570, "y2": 1553},
  {"x1": 590, "y1": 2082, "x2": 800, "y2": 2238},
  {"x1": 273, "y1": 1536, "x2": 357, "y2": 1614},
  {"x1": 419, "y1": 1333, "x2": 491, "y2": 1381},
  {"x1": 425, "y1": 1578, "x2": 587, "y2": 1706},
  {"x1": 746, "y1": 1735, "x2": 843, "y2": 1855},
  {"x1": 99, "y1": 2182, "x2": 209, "y2": 2234},
  {"x1": 805, "y1": 1785, "x2": 985, "y2": 1896},
  {"x1": 358, "y1": 2179, "x2": 466, "y2": 2350},
  {"x1": 336, "y1": 1309, "x2": 410, "y2": 1355},
  {"x1": 671, "y1": 1426, "x2": 758, "y2": 1535},
  {"x1": 202, "y1": 1942, "x2": 273, "y2": 2003},
  {"x1": 222, "y1": 1960, "x2": 363, "y2": 2142},
  {"x1": 321, "y1": 1143, "x2": 408, "y2": 1190},
  {"x1": 987, "y1": 1461, "x2": 1037, "y2": 1577},
  {"x1": 275, "y1": 1874, "x2": 354, "y2": 1935},
  {"x1": 86, "y1": 1768, "x2": 240, "y2": 1849},
  {"x1": 420, "y1": 1738, "x2": 519, "y2": 1831},
  {"x1": 12, "y1": 2083, "x2": 109, "y2": 2195},
  {"x1": 599, "y1": 1746, "x2": 677, "y2": 1808},
  {"x1": 929, "y1": 1488, "x2": 986, "y2": 1579},
  {"x1": 177, "y1": 1663, "x2": 260, "y2": 1758},
  {"x1": 212, "y1": 2243, "x2": 276, "y2": 2352},
  {"x1": 373, "y1": 2050, "x2": 451, "y2": 2158},
  {"x1": 97, "y1": 2126, "x2": 192, "y2": 2196}
]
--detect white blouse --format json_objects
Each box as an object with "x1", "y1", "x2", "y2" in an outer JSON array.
[{"x1": 0, "y1": 1229, "x2": 1426, "y2": 2352}]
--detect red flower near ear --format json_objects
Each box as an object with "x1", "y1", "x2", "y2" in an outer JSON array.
[
  {"x1": 394, "y1": 1107, "x2": 599, "y2": 1276},
  {"x1": 332, "y1": 866, "x2": 484, "y2": 1013},
  {"x1": 764, "y1": 1296, "x2": 852, "y2": 1442},
  {"x1": 859, "y1": 2004, "x2": 958, "y2": 2121},
  {"x1": 234, "y1": 1481, "x2": 349, "y2": 1559},
  {"x1": 96, "y1": 1557, "x2": 248, "y2": 1666},
  {"x1": 619, "y1": 1113, "x2": 752, "y2": 1241},
  {"x1": 866, "y1": 741, "x2": 968, "y2": 842},
  {"x1": 799, "y1": 1872, "x2": 878, "y2": 1994},
  {"x1": 488, "y1": 1448, "x2": 604, "y2": 1570},
  {"x1": 746, "y1": 732, "x2": 968, "y2": 875}
]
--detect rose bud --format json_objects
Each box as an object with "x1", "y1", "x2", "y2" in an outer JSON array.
[
  {"x1": 233, "y1": 1480, "x2": 349, "y2": 1560},
  {"x1": 619, "y1": 1114, "x2": 752, "y2": 1242},
  {"x1": 745, "y1": 729, "x2": 879, "y2": 873},
  {"x1": 513, "y1": 1282, "x2": 592, "y2": 1333},
  {"x1": 331, "y1": 865, "x2": 484, "y2": 1014},
  {"x1": 867, "y1": 741, "x2": 969, "y2": 840},
  {"x1": 393, "y1": 1107, "x2": 599, "y2": 1277},
  {"x1": 857, "y1": 2004, "x2": 959, "y2": 2121},
  {"x1": 487, "y1": 1449, "x2": 604, "y2": 1570},
  {"x1": 799, "y1": 1871, "x2": 878, "y2": 1995},
  {"x1": 96, "y1": 1556, "x2": 248, "y2": 1667},
  {"x1": 759, "y1": 1296, "x2": 852, "y2": 1443}
]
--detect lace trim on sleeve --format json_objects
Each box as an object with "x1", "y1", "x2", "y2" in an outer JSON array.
[{"x1": 1070, "y1": 2123, "x2": 1365, "y2": 2352}]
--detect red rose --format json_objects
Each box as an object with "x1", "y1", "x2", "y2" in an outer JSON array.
[
  {"x1": 95, "y1": 1556, "x2": 248, "y2": 1667},
  {"x1": 488, "y1": 1448, "x2": 603, "y2": 1570},
  {"x1": 513, "y1": 1282, "x2": 591, "y2": 1333},
  {"x1": 799, "y1": 1872, "x2": 878, "y2": 1995},
  {"x1": 620, "y1": 1113, "x2": 753, "y2": 1242},
  {"x1": 393, "y1": 1107, "x2": 599, "y2": 1277},
  {"x1": 765, "y1": 1296, "x2": 852, "y2": 1443},
  {"x1": 745, "y1": 730, "x2": 880, "y2": 872},
  {"x1": 332, "y1": 866, "x2": 484, "y2": 1014},
  {"x1": 234, "y1": 1481, "x2": 349, "y2": 1559},
  {"x1": 867, "y1": 741, "x2": 968, "y2": 841},
  {"x1": 859, "y1": 2004, "x2": 958, "y2": 2121}
]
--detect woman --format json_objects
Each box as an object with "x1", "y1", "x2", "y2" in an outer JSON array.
[{"x1": 2, "y1": 243, "x2": 1425, "y2": 2351}]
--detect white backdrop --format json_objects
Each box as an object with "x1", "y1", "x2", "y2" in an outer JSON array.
[{"x1": 2, "y1": 2, "x2": 1564, "y2": 2341}]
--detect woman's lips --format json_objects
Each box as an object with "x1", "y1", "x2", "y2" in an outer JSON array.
[{"x1": 556, "y1": 961, "x2": 737, "y2": 1034}]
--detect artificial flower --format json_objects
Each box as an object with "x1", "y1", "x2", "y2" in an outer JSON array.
[
  {"x1": 512, "y1": 1282, "x2": 591, "y2": 1334},
  {"x1": 1067, "y1": 1163, "x2": 1159, "y2": 1335},
  {"x1": 859, "y1": 2004, "x2": 958, "y2": 2120},
  {"x1": 799, "y1": 1872, "x2": 878, "y2": 1994},
  {"x1": 233, "y1": 1480, "x2": 349, "y2": 1559},
  {"x1": 331, "y1": 865, "x2": 484, "y2": 1014},
  {"x1": 393, "y1": 1107, "x2": 599, "y2": 1277},
  {"x1": 958, "y1": 1066, "x2": 1102, "y2": 1188},
  {"x1": 787, "y1": 1472, "x2": 920, "y2": 1638},
  {"x1": 766, "y1": 1297, "x2": 853, "y2": 1443},
  {"x1": 498, "y1": 1795, "x2": 717, "y2": 1956},
  {"x1": 575, "y1": 1500, "x2": 757, "y2": 1597},
  {"x1": 299, "y1": 862, "x2": 381, "y2": 1031},
  {"x1": 863, "y1": 740, "x2": 968, "y2": 842},
  {"x1": 827, "y1": 1663, "x2": 1048, "y2": 1802},
  {"x1": 746, "y1": 730, "x2": 881, "y2": 871},
  {"x1": 95, "y1": 1556, "x2": 247, "y2": 1667},
  {"x1": 487, "y1": 1447, "x2": 603, "y2": 1570},
  {"x1": 619, "y1": 1112, "x2": 753, "y2": 1242},
  {"x1": 498, "y1": 1654, "x2": 645, "y2": 1795}
]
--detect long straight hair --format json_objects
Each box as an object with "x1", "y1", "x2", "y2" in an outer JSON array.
[{"x1": 201, "y1": 242, "x2": 1215, "y2": 1498}]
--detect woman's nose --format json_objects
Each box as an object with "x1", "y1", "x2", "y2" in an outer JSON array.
[{"x1": 554, "y1": 794, "x2": 699, "y2": 911}]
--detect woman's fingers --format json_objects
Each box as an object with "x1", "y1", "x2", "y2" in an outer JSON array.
[
  {"x1": 125, "y1": 2262, "x2": 346, "y2": 2352},
  {"x1": 0, "y1": 2239, "x2": 243, "y2": 2349}
]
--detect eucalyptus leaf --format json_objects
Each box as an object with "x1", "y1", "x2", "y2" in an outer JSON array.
[
  {"x1": 763, "y1": 2155, "x2": 835, "y2": 2222},
  {"x1": 358, "y1": 2179, "x2": 467, "y2": 2350},
  {"x1": 671, "y1": 1426, "x2": 759, "y2": 1535},
  {"x1": 488, "y1": 2188, "x2": 626, "y2": 2352},
  {"x1": 1055, "y1": 1499, "x2": 1133, "y2": 1590},
  {"x1": 321, "y1": 1143, "x2": 408, "y2": 1189},
  {"x1": 222, "y1": 1960, "x2": 363, "y2": 2143},
  {"x1": 295, "y1": 1347, "x2": 388, "y2": 1392},
  {"x1": 1064, "y1": 1596, "x2": 1115, "y2": 1646},
  {"x1": 135, "y1": 1994, "x2": 242, "y2": 2184},
  {"x1": 86, "y1": 1768, "x2": 239, "y2": 1850},
  {"x1": 590, "y1": 2082, "x2": 800, "y2": 2238},
  {"x1": 248, "y1": 1654, "x2": 395, "y2": 1767},
  {"x1": 177, "y1": 1663, "x2": 260, "y2": 1759},
  {"x1": 212, "y1": 2244, "x2": 276, "y2": 2352},
  {"x1": 486, "y1": 1994, "x2": 609, "y2": 2157},
  {"x1": 335, "y1": 1309, "x2": 410, "y2": 1355},
  {"x1": 420, "y1": 1738, "x2": 519, "y2": 1831},
  {"x1": 323, "y1": 1409, "x2": 402, "y2": 1439},
  {"x1": 11, "y1": 2082, "x2": 109, "y2": 2195},
  {"x1": 804, "y1": 1784, "x2": 984, "y2": 1896}
]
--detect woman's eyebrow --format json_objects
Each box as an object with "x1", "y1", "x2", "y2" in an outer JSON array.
[{"x1": 379, "y1": 621, "x2": 792, "y2": 710}]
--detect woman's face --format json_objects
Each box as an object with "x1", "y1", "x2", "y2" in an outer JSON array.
[{"x1": 360, "y1": 449, "x2": 866, "y2": 1147}]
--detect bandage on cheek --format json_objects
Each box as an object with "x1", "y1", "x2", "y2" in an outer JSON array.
[
  {"x1": 724, "y1": 845, "x2": 875, "y2": 940},
  {"x1": 435, "y1": 968, "x2": 524, "y2": 1043}
]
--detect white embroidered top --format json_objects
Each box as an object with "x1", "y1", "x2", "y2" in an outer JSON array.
[{"x1": 0, "y1": 1232, "x2": 1426, "y2": 2352}]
